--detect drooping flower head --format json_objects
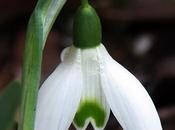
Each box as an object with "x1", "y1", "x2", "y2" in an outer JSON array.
[{"x1": 35, "y1": 1, "x2": 163, "y2": 130}]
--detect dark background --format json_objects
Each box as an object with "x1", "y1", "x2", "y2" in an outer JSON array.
[{"x1": 0, "y1": 0, "x2": 175, "y2": 129}]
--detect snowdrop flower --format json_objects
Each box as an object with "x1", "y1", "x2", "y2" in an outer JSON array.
[{"x1": 35, "y1": 1, "x2": 163, "y2": 130}]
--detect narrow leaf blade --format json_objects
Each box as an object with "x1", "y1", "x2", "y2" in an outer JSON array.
[{"x1": 0, "y1": 81, "x2": 21, "y2": 130}]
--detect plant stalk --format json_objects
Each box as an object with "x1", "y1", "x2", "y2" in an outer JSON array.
[{"x1": 18, "y1": 0, "x2": 67, "y2": 130}]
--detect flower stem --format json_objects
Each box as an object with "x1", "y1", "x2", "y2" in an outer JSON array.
[
  {"x1": 18, "y1": 0, "x2": 66, "y2": 130},
  {"x1": 81, "y1": 0, "x2": 89, "y2": 6}
]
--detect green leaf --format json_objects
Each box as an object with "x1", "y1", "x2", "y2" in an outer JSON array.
[{"x1": 0, "y1": 81, "x2": 21, "y2": 130}]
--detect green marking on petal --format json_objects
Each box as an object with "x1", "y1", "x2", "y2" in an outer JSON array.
[{"x1": 74, "y1": 100, "x2": 106, "y2": 128}]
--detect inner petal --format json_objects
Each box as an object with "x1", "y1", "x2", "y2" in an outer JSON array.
[
  {"x1": 74, "y1": 100, "x2": 106, "y2": 128},
  {"x1": 73, "y1": 47, "x2": 110, "y2": 130}
]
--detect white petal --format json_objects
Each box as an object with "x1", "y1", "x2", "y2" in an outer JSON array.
[
  {"x1": 35, "y1": 46, "x2": 83, "y2": 130},
  {"x1": 98, "y1": 45, "x2": 162, "y2": 130},
  {"x1": 73, "y1": 47, "x2": 110, "y2": 130},
  {"x1": 60, "y1": 47, "x2": 71, "y2": 61}
]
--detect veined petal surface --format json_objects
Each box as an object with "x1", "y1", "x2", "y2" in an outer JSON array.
[
  {"x1": 98, "y1": 45, "x2": 162, "y2": 130},
  {"x1": 73, "y1": 47, "x2": 110, "y2": 130},
  {"x1": 35, "y1": 46, "x2": 83, "y2": 130}
]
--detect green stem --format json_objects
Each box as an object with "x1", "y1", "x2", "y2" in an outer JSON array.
[
  {"x1": 18, "y1": 13, "x2": 43, "y2": 130},
  {"x1": 81, "y1": 0, "x2": 89, "y2": 6},
  {"x1": 18, "y1": 0, "x2": 66, "y2": 130}
]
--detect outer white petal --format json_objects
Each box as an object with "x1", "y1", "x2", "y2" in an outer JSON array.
[
  {"x1": 73, "y1": 47, "x2": 110, "y2": 130},
  {"x1": 60, "y1": 47, "x2": 71, "y2": 61},
  {"x1": 98, "y1": 45, "x2": 162, "y2": 130},
  {"x1": 35, "y1": 46, "x2": 83, "y2": 130}
]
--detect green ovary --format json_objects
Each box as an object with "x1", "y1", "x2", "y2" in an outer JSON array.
[{"x1": 73, "y1": 100, "x2": 106, "y2": 128}]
